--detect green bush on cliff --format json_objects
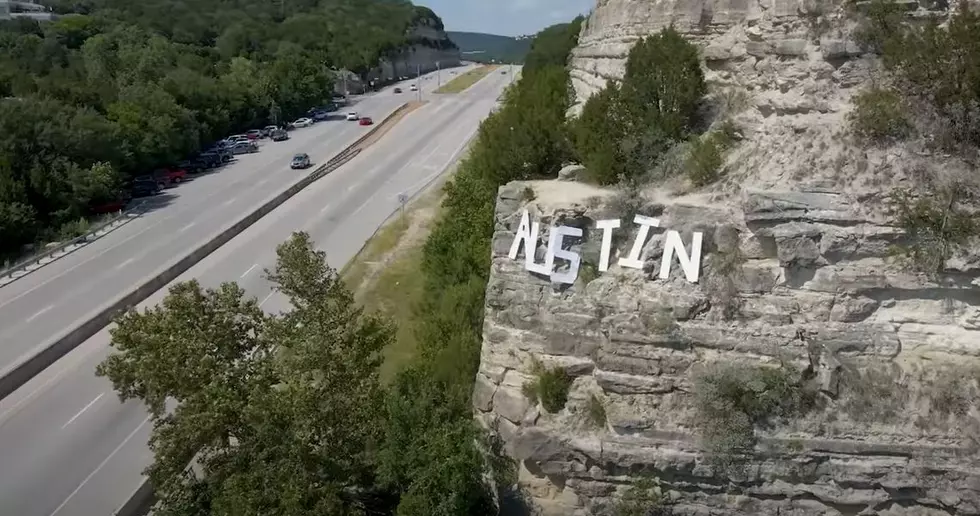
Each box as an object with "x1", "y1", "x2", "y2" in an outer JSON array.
[
  {"x1": 693, "y1": 362, "x2": 813, "y2": 469},
  {"x1": 573, "y1": 26, "x2": 706, "y2": 185},
  {"x1": 855, "y1": 0, "x2": 980, "y2": 150}
]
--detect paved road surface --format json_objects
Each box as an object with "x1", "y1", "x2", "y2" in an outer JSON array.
[
  {"x1": 0, "y1": 64, "x2": 477, "y2": 377},
  {"x1": 0, "y1": 65, "x2": 514, "y2": 516}
]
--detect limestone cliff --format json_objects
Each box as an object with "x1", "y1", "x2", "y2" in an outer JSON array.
[
  {"x1": 474, "y1": 1, "x2": 980, "y2": 515},
  {"x1": 364, "y1": 7, "x2": 461, "y2": 85}
]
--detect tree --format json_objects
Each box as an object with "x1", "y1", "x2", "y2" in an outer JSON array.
[
  {"x1": 96, "y1": 232, "x2": 394, "y2": 516},
  {"x1": 573, "y1": 26, "x2": 706, "y2": 183}
]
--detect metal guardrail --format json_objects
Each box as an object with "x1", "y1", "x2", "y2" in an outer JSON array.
[{"x1": 0, "y1": 204, "x2": 145, "y2": 287}]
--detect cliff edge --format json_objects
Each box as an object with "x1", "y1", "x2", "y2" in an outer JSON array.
[{"x1": 474, "y1": 0, "x2": 980, "y2": 514}]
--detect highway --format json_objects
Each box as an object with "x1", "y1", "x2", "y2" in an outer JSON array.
[
  {"x1": 0, "y1": 63, "x2": 477, "y2": 377},
  {"x1": 0, "y1": 65, "x2": 514, "y2": 516}
]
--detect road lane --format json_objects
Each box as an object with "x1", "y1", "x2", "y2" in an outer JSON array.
[
  {"x1": 0, "y1": 65, "x2": 512, "y2": 516},
  {"x1": 0, "y1": 66, "x2": 473, "y2": 377}
]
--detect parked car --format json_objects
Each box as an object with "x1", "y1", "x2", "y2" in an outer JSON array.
[
  {"x1": 290, "y1": 153, "x2": 312, "y2": 169},
  {"x1": 201, "y1": 149, "x2": 231, "y2": 164},
  {"x1": 231, "y1": 141, "x2": 259, "y2": 154},
  {"x1": 194, "y1": 152, "x2": 223, "y2": 168},
  {"x1": 345, "y1": 112, "x2": 359, "y2": 121},
  {"x1": 359, "y1": 117, "x2": 373, "y2": 126},
  {"x1": 246, "y1": 129, "x2": 262, "y2": 140},
  {"x1": 177, "y1": 160, "x2": 205, "y2": 174},
  {"x1": 271, "y1": 128, "x2": 289, "y2": 141},
  {"x1": 153, "y1": 167, "x2": 187, "y2": 185},
  {"x1": 293, "y1": 117, "x2": 313, "y2": 128},
  {"x1": 393, "y1": 87, "x2": 402, "y2": 94},
  {"x1": 312, "y1": 110, "x2": 330, "y2": 121},
  {"x1": 261, "y1": 125, "x2": 278, "y2": 138},
  {"x1": 131, "y1": 179, "x2": 162, "y2": 198}
]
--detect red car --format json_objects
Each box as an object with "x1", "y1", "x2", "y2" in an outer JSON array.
[
  {"x1": 153, "y1": 167, "x2": 188, "y2": 186},
  {"x1": 359, "y1": 117, "x2": 373, "y2": 126}
]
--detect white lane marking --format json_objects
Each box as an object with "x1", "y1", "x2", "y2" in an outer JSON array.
[
  {"x1": 345, "y1": 180, "x2": 363, "y2": 193},
  {"x1": 259, "y1": 291, "x2": 275, "y2": 308},
  {"x1": 179, "y1": 222, "x2": 196, "y2": 233},
  {"x1": 48, "y1": 415, "x2": 150, "y2": 516},
  {"x1": 25, "y1": 304, "x2": 54, "y2": 323},
  {"x1": 61, "y1": 393, "x2": 104, "y2": 429},
  {"x1": 240, "y1": 264, "x2": 257, "y2": 279},
  {"x1": 221, "y1": 196, "x2": 237, "y2": 207},
  {"x1": 114, "y1": 257, "x2": 136, "y2": 271},
  {"x1": 319, "y1": 203, "x2": 333, "y2": 215}
]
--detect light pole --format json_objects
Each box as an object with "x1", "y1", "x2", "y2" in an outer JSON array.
[
  {"x1": 416, "y1": 64, "x2": 421, "y2": 102},
  {"x1": 436, "y1": 60, "x2": 441, "y2": 88}
]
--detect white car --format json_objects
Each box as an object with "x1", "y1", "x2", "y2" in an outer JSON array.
[
  {"x1": 292, "y1": 118, "x2": 313, "y2": 128},
  {"x1": 410, "y1": 84, "x2": 418, "y2": 91},
  {"x1": 346, "y1": 112, "x2": 359, "y2": 121}
]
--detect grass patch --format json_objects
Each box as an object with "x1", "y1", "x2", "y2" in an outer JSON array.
[
  {"x1": 435, "y1": 65, "x2": 499, "y2": 94},
  {"x1": 341, "y1": 184, "x2": 447, "y2": 381}
]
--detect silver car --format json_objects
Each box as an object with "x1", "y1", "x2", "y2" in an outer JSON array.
[{"x1": 230, "y1": 141, "x2": 258, "y2": 154}]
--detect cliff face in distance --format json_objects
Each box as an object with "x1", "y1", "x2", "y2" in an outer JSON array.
[
  {"x1": 362, "y1": 6, "x2": 461, "y2": 86},
  {"x1": 474, "y1": 0, "x2": 980, "y2": 515}
]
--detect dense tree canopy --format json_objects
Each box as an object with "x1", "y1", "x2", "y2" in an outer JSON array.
[{"x1": 0, "y1": 0, "x2": 445, "y2": 258}]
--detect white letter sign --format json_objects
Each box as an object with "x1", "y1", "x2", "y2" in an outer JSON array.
[
  {"x1": 549, "y1": 225, "x2": 583, "y2": 284},
  {"x1": 595, "y1": 219, "x2": 621, "y2": 272},
  {"x1": 508, "y1": 209, "x2": 551, "y2": 276},
  {"x1": 618, "y1": 215, "x2": 660, "y2": 270},
  {"x1": 660, "y1": 230, "x2": 703, "y2": 283},
  {"x1": 507, "y1": 210, "x2": 704, "y2": 284}
]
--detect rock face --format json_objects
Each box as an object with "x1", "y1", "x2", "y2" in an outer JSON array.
[
  {"x1": 364, "y1": 11, "x2": 461, "y2": 85},
  {"x1": 476, "y1": 180, "x2": 980, "y2": 515}
]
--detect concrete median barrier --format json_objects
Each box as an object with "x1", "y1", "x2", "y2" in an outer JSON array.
[{"x1": 0, "y1": 103, "x2": 410, "y2": 401}]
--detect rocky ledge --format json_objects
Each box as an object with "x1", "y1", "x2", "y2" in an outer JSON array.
[{"x1": 474, "y1": 180, "x2": 980, "y2": 515}]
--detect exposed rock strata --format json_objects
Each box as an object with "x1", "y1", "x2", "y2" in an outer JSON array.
[{"x1": 475, "y1": 181, "x2": 980, "y2": 515}]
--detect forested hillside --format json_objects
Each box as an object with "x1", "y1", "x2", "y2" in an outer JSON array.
[
  {"x1": 0, "y1": 0, "x2": 440, "y2": 259},
  {"x1": 447, "y1": 31, "x2": 530, "y2": 63}
]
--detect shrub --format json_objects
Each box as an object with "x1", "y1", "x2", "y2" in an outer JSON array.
[
  {"x1": 524, "y1": 360, "x2": 574, "y2": 413},
  {"x1": 693, "y1": 362, "x2": 811, "y2": 464},
  {"x1": 613, "y1": 477, "x2": 671, "y2": 516},
  {"x1": 848, "y1": 87, "x2": 911, "y2": 142},
  {"x1": 888, "y1": 186, "x2": 977, "y2": 275},
  {"x1": 574, "y1": 81, "x2": 628, "y2": 185}
]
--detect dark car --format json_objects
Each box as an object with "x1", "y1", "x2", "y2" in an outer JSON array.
[
  {"x1": 131, "y1": 178, "x2": 162, "y2": 197},
  {"x1": 393, "y1": 87, "x2": 402, "y2": 94},
  {"x1": 195, "y1": 152, "x2": 223, "y2": 168},
  {"x1": 200, "y1": 150, "x2": 230, "y2": 165},
  {"x1": 312, "y1": 110, "x2": 329, "y2": 122},
  {"x1": 290, "y1": 153, "x2": 312, "y2": 169},
  {"x1": 177, "y1": 160, "x2": 204, "y2": 174},
  {"x1": 271, "y1": 128, "x2": 289, "y2": 141}
]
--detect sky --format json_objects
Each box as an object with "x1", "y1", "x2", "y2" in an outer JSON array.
[{"x1": 422, "y1": 0, "x2": 594, "y2": 37}]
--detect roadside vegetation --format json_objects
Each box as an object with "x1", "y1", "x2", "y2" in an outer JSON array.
[
  {"x1": 96, "y1": 17, "x2": 585, "y2": 515},
  {"x1": 0, "y1": 0, "x2": 454, "y2": 259},
  {"x1": 849, "y1": 0, "x2": 980, "y2": 275},
  {"x1": 434, "y1": 64, "x2": 499, "y2": 94}
]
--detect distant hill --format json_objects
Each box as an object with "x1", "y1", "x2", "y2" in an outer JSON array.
[{"x1": 447, "y1": 31, "x2": 532, "y2": 64}]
